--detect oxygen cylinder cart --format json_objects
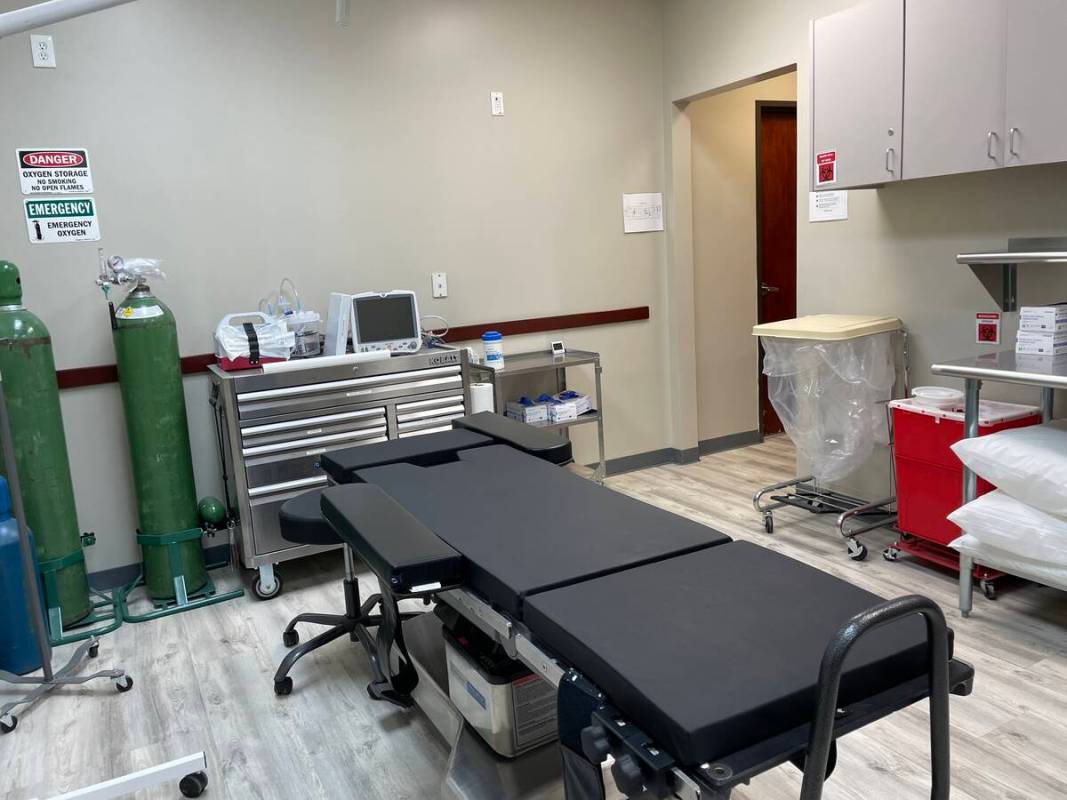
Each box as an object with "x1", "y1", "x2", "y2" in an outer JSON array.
[
  {"x1": 97, "y1": 254, "x2": 243, "y2": 621},
  {"x1": 0, "y1": 261, "x2": 121, "y2": 646}
]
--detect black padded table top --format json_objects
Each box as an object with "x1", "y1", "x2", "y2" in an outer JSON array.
[
  {"x1": 453, "y1": 412, "x2": 573, "y2": 465},
  {"x1": 355, "y1": 445, "x2": 730, "y2": 618},
  {"x1": 320, "y1": 429, "x2": 492, "y2": 484},
  {"x1": 522, "y1": 541, "x2": 933, "y2": 767}
]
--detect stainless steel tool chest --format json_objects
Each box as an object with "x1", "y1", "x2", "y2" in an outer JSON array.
[{"x1": 209, "y1": 348, "x2": 471, "y2": 598}]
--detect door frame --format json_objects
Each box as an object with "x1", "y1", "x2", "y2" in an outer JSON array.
[{"x1": 754, "y1": 100, "x2": 798, "y2": 438}]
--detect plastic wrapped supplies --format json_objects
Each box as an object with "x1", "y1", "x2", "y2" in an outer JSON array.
[
  {"x1": 948, "y1": 490, "x2": 1067, "y2": 567},
  {"x1": 215, "y1": 312, "x2": 295, "y2": 371},
  {"x1": 760, "y1": 332, "x2": 897, "y2": 484}
]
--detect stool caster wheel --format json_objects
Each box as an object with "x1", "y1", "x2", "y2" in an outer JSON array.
[
  {"x1": 883, "y1": 547, "x2": 900, "y2": 562},
  {"x1": 0, "y1": 714, "x2": 17, "y2": 734},
  {"x1": 981, "y1": 580, "x2": 997, "y2": 601},
  {"x1": 763, "y1": 514, "x2": 774, "y2": 534},
  {"x1": 847, "y1": 539, "x2": 868, "y2": 561},
  {"x1": 114, "y1": 674, "x2": 134, "y2": 693},
  {"x1": 274, "y1": 677, "x2": 293, "y2": 696},
  {"x1": 282, "y1": 629, "x2": 299, "y2": 648},
  {"x1": 88, "y1": 642, "x2": 100, "y2": 659},
  {"x1": 179, "y1": 770, "x2": 209, "y2": 798}
]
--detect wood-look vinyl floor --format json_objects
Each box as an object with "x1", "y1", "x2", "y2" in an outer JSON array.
[{"x1": 3, "y1": 435, "x2": 1066, "y2": 799}]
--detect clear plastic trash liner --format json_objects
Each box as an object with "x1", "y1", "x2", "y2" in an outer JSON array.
[{"x1": 761, "y1": 333, "x2": 896, "y2": 483}]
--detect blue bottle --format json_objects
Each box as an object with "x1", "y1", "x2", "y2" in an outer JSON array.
[{"x1": 0, "y1": 475, "x2": 43, "y2": 675}]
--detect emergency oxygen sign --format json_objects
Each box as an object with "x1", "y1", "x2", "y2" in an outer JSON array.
[
  {"x1": 23, "y1": 198, "x2": 101, "y2": 243},
  {"x1": 17, "y1": 148, "x2": 94, "y2": 194}
]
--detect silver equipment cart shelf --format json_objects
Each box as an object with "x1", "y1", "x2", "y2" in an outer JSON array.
[
  {"x1": 931, "y1": 350, "x2": 1061, "y2": 617},
  {"x1": 469, "y1": 348, "x2": 606, "y2": 482},
  {"x1": 209, "y1": 348, "x2": 472, "y2": 599}
]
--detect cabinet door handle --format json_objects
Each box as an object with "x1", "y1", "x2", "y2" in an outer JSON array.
[
  {"x1": 987, "y1": 131, "x2": 999, "y2": 160},
  {"x1": 1009, "y1": 127, "x2": 1020, "y2": 157},
  {"x1": 885, "y1": 146, "x2": 895, "y2": 173}
]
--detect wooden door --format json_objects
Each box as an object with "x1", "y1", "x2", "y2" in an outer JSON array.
[
  {"x1": 812, "y1": 0, "x2": 904, "y2": 188},
  {"x1": 756, "y1": 104, "x2": 797, "y2": 436},
  {"x1": 903, "y1": 0, "x2": 1008, "y2": 180},
  {"x1": 1005, "y1": 0, "x2": 1067, "y2": 167}
]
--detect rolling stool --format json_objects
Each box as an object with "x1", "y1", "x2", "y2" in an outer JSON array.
[{"x1": 272, "y1": 488, "x2": 388, "y2": 697}]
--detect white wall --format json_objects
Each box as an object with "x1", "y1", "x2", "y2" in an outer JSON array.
[
  {"x1": 662, "y1": 0, "x2": 1067, "y2": 497},
  {"x1": 0, "y1": 0, "x2": 668, "y2": 575}
]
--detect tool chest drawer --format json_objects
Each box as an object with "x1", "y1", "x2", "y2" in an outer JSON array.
[{"x1": 209, "y1": 349, "x2": 470, "y2": 576}]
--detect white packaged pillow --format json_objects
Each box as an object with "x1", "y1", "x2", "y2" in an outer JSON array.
[
  {"x1": 947, "y1": 490, "x2": 1067, "y2": 567},
  {"x1": 950, "y1": 419, "x2": 1067, "y2": 515},
  {"x1": 950, "y1": 534, "x2": 1067, "y2": 587}
]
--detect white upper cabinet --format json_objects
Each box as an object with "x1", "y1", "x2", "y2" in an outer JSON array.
[
  {"x1": 812, "y1": 0, "x2": 904, "y2": 189},
  {"x1": 1005, "y1": 0, "x2": 1067, "y2": 167},
  {"x1": 902, "y1": 0, "x2": 1008, "y2": 180}
]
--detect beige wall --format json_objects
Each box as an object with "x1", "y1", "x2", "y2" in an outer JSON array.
[
  {"x1": 662, "y1": 0, "x2": 1067, "y2": 497},
  {"x1": 0, "y1": 0, "x2": 668, "y2": 575},
  {"x1": 689, "y1": 72, "x2": 797, "y2": 443}
]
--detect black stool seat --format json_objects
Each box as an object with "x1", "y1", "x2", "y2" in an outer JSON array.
[{"x1": 280, "y1": 488, "x2": 340, "y2": 546}]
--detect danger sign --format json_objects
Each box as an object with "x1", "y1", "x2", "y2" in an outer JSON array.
[
  {"x1": 24, "y1": 197, "x2": 101, "y2": 244},
  {"x1": 17, "y1": 148, "x2": 94, "y2": 194},
  {"x1": 815, "y1": 150, "x2": 837, "y2": 187}
]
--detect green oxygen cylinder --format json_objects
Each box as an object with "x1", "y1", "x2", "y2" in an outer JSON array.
[
  {"x1": 0, "y1": 261, "x2": 91, "y2": 626},
  {"x1": 112, "y1": 281, "x2": 207, "y2": 601}
]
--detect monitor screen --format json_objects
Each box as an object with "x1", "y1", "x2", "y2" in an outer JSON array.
[{"x1": 353, "y1": 294, "x2": 418, "y2": 344}]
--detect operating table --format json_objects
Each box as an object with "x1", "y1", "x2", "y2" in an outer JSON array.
[{"x1": 289, "y1": 412, "x2": 973, "y2": 800}]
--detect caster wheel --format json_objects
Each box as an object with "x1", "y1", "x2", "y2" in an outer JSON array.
[
  {"x1": 763, "y1": 514, "x2": 774, "y2": 534},
  {"x1": 883, "y1": 547, "x2": 900, "y2": 562},
  {"x1": 88, "y1": 642, "x2": 100, "y2": 659},
  {"x1": 282, "y1": 629, "x2": 299, "y2": 648},
  {"x1": 179, "y1": 770, "x2": 209, "y2": 798},
  {"x1": 114, "y1": 674, "x2": 134, "y2": 693},
  {"x1": 253, "y1": 572, "x2": 283, "y2": 601},
  {"x1": 981, "y1": 581, "x2": 997, "y2": 601},
  {"x1": 847, "y1": 540, "x2": 868, "y2": 561},
  {"x1": 0, "y1": 714, "x2": 17, "y2": 734},
  {"x1": 274, "y1": 677, "x2": 293, "y2": 696}
]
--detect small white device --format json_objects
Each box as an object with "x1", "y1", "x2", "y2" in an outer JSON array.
[
  {"x1": 324, "y1": 292, "x2": 354, "y2": 357},
  {"x1": 350, "y1": 290, "x2": 422, "y2": 354},
  {"x1": 550, "y1": 340, "x2": 566, "y2": 356}
]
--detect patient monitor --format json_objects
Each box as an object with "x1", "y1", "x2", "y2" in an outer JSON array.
[{"x1": 324, "y1": 290, "x2": 422, "y2": 356}]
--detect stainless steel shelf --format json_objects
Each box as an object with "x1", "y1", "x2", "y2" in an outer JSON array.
[
  {"x1": 530, "y1": 410, "x2": 601, "y2": 431},
  {"x1": 471, "y1": 349, "x2": 600, "y2": 377},
  {"x1": 957, "y1": 236, "x2": 1067, "y2": 312},
  {"x1": 931, "y1": 350, "x2": 1067, "y2": 389}
]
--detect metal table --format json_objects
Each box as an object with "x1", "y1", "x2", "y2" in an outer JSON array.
[
  {"x1": 930, "y1": 350, "x2": 1061, "y2": 616},
  {"x1": 469, "y1": 349, "x2": 606, "y2": 482}
]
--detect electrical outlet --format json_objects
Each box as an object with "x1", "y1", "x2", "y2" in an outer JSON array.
[
  {"x1": 30, "y1": 35, "x2": 56, "y2": 68},
  {"x1": 490, "y1": 91, "x2": 504, "y2": 116},
  {"x1": 431, "y1": 272, "x2": 448, "y2": 299}
]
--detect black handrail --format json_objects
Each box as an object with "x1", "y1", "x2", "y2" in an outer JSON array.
[{"x1": 799, "y1": 595, "x2": 952, "y2": 800}]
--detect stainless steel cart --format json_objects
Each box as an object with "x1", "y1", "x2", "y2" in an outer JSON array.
[
  {"x1": 209, "y1": 348, "x2": 471, "y2": 598},
  {"x1": 469, "y1": 348, "x2": 606, "y2": 482},
  {"x1": 931, "y1": 350, "x2": 1061, "y2": 617}
]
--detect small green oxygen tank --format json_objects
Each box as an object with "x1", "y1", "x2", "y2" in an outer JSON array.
[
  {"x1": 0, "y1": 261, "x2": 90, "y2": 626},
  {"x1": 112, "y1": 280, "x2": 207, "y2": 601}
]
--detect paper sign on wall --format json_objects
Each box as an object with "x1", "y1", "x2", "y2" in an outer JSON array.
[
  {"x1": 24, "y1": 197, "x2": 101, "y2": 243},
  {"x1": 17, "y1": 148, "x2": 94, "y2": 194},
  {"x1": 815, "y1": 150, "x2": 837, "y2": 186},
  {"x1": 976, "y1": 312, "x2": 1001, "y2": 345},
  {"x1": 808, "y1": 191, "x2": 848, "y2": 222},
  {"x1": 623, "y1": 192, "x2": 664, "y2": 233}
]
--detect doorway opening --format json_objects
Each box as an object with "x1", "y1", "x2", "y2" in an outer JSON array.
[
  {"x1": 688, "y1": 70, "x2": 797, "y2": 453},
  {"x1": 755, "y1": 101, "x2": 797, "y2": 436}
]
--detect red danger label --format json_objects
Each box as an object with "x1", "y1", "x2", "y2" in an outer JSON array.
[
  {"x1": 19, "y1": 150, "x2": 86, "y2": 168},
  {"x1": 815, "y1": 150, "x2": 837, "y2": 186}
]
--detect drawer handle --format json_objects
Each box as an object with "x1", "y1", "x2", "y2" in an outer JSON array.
[
  {"x1": 1009, "y1": 127, "x2": 1020, "y2": 157},
  {"x1": 987, "y1": 131, "x2": 999, "y2": 160},
  {"x1": 885, "y1": 146, "x2": 895, "y2": 173}
]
